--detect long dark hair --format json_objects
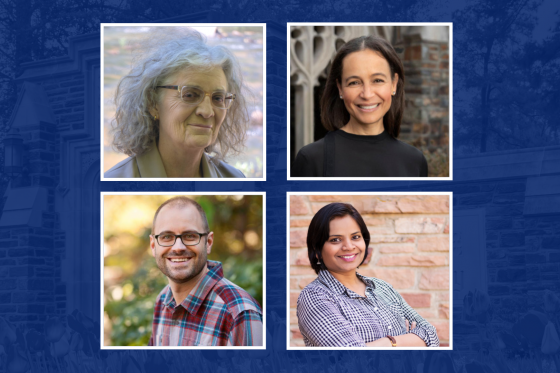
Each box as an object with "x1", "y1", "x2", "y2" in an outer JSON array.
[
  {"x1": 320, "y1": 35, "x2": 405, "y2": 137},
  {"x1": 307, "y1": 203, "x2": 370, "y2": 274}
]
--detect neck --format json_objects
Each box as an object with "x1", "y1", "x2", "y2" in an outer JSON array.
[
  {"x1": 328, "y1": 269, "x2": 363, "y2": 290},
  {"x1": 341, "y1": 120, "x2": 384, "y2": 136},
  {"x1": 168, "y1": 265, "x2": 208, "y2": 305},
  {"x1": 157, "y1": 138, "x2": 204, "y2": 178}
]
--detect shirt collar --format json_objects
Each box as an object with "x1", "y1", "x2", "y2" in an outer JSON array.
[
  {"x1": 136, "y1": 142, "x2": 218, "y2": 178},
  {"x1": 162, "y1": 260, "x2": 224, "y2": 314},
  {"x1": 317, "y1": 270, "x2": 376, "y2": 299}
]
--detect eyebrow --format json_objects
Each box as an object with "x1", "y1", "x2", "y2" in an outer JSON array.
[
  {"x1": 344, "y1": 73, "x2": 388, "y2": 83},
  {"x1": 183, "y1": 84, "x2": 226, "y2": 92},
  {"x1": 157, "y1": 230, "x2": 199, "y2": 235},
  {"x1": 329, "y1": 231, "x2": 361, "y2": 237}
]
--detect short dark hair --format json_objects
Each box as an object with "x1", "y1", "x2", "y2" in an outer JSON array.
[
  {"x1": 307, "y1": 203, "x2": 370, "y2": 274},
  {"x1": 320, "y1": 35, "x2": 405, "y2": 138},
  {"x1": 152, "y1": 196, "x2": 209, "y2": 233}
]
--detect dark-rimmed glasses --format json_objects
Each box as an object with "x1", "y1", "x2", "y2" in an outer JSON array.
[
  {"x1": 153, "y1": 232, "x2": 209, "y2": 247},
  {"x1": 156, "y1": 85, "x2": 235, "y2": 109}
]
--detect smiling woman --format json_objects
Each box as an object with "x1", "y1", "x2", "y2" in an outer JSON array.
[
  {"x1": 104, "y1": 27, "x2": 250, "y2": 178},
  {"x1": 292, "y1": 35, "x2": 428, "y2": 177},
  {"x1": 297, "y1": 202, "x2": 439, "y2": 347}
]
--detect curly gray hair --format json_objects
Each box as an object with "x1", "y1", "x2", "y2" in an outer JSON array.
[{"x1": 111, "y1": 27, "x2": 250, "y2": 162}]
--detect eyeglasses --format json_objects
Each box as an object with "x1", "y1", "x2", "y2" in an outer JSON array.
[
  {"x1": 153, "y1": 232, "x2": 209, "y2": 247},
  {"x1": 156, "y1": 85, "x2": 235, "y2": 109}
]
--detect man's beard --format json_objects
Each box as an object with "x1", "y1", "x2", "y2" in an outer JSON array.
[{"x1": 155, "y1": 243, "x2": 207, "y2": 284}]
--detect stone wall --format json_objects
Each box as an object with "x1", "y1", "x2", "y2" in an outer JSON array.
[
  {"x1": 289, "y1": 194, "x2": 451, "y2": 347},
  {"x1": 400, "y1": 35, "x2": 449, "y2": 151}
]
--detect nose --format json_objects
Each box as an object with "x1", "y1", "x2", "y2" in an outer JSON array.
[
  {"x1": 195, "y1": 95, "x2": 215, "y2": 119},
  {"x1": 359, "y1": 83, "x2": 375, "y2": 99},
  {"x1": 171, "y1": 236, "x2": 187, "y2": 250},
  {"x1": 341, "y1": 237, "x2": 355, "y2": 250}
]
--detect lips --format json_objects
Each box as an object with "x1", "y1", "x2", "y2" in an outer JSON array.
[
  {"x1": 188, "y1": 124, "x2": 212, "y2": 129},
  {"x1": 338, "y1": 253, "x2": 359, "y2": 262},
  {"x1": 166, "y1": 257, "x2": 193, "y2": 264},
  {"x1": 356, "y1": 103, "x2": 380, "y2": 111}
]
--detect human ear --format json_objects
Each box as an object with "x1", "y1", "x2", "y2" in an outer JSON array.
[
  {"x1": 206, "y1": 232, "x2": 214, "y2": 255},
  {"x1": 392, "y1": 74, "x2": 399, "y2": 94},
  {"x1": 149, "y1": 235, "x2": 156, "y2": 256},
  {"x1": 336, "y1": 80, "x2": 343, "y2": 98}
]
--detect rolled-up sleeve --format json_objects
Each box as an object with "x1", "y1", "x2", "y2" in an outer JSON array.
[
  {"x1": 297, "y1": 288, "x2": 369, "y2": 347},
  {"x1": 228, "y1": 310, "x2": 263, "y2": 346}
]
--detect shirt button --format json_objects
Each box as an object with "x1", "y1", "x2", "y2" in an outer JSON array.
[{"x1": 374, "y1": 307, "x2": 378, "y2": 311}]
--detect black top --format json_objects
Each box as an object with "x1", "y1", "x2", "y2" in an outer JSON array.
[{"x1": 292, "y1": 130, "x2": 428, "y2": 177}]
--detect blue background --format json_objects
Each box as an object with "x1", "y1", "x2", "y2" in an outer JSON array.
[{"x1": 1, "y1": 0, "x2": 560, "y2": 371}]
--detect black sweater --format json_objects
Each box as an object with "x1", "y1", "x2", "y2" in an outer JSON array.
[{"x1": 292, "y1": 130, "x2": 428, "y2": 177}]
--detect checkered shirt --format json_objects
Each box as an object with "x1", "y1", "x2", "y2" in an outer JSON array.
[
  {"x1": 297, "y1": 270, "x2": 439, "y2": 347},
  {"x1": 149, "y1": 260, "x2": 263, "y2": 346}
]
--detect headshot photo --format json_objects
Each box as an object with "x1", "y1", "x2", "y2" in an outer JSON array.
[
  {"x1": 288, "y1": 24, "x2": 451, "y2": 179},
  {"x1": 288, "y1": 193, "x2": 451, "y2": 348},
  {"x1": 102, "y1": 24, "x2": 264, "y2": 179},
  {"x1": 102, "y1": 194, "x2": 264, "y2": 347}
]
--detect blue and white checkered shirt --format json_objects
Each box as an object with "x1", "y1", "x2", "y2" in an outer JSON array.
[{"x1": 297, "y1": 270, "x2": 439, "y2": 347}]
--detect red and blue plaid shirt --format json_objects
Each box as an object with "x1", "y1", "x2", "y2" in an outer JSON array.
[{"x1": 149, "y1": 260, "x2": 263, "y2": 346}]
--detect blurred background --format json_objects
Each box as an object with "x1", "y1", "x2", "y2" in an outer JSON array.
[
  {"x1": 103, "y1": 194, "x2": 263, "y2": 346},
  {"x1": 103, "y1": 26, "x2": 264, "y2": 177},
  {"x1": 290, "y1": 25, "x2": 450, "y2": 177}
]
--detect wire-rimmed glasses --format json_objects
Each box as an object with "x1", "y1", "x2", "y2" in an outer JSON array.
[{"x1": 156, "y1": 85, "x2": 235, "y2": 109}]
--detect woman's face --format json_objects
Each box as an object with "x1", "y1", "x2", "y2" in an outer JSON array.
[
  {"x1": 336, "y1": 49, "x2": 398, "y2": 129},
  {"x1": 155, "y1": 66, "x2": 228, "y2": 151},
  {"x1": 321, "y1": 215, "x2": 367, "y2": 275}
]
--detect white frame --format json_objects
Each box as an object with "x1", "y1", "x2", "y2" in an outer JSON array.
[
  {"x1": 286, "y1": 191, "x2": 453, "y2": 350},
  {"x1": 100, "y1": 23, "x2": 267, "y2": 181},
  {"x1": 286, "y1": 22, "x2": 453, "y2": 181},
  {"x1": 100, "y1": 191, "x2": 267, "y2": 350}
]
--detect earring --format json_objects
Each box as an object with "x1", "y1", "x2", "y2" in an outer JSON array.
[
  {"x1": 154, "y1": 113, "x2": 159, "y2": 120},
  {"x1": 340, "y1": 95, "x2": 343, "y2": 99},
  {"x1": 392, "y1": 91, "x2": 396, "y2": 96},
  {"x1": 317, "y1": 260, "x2": 321, "y2": 265}
]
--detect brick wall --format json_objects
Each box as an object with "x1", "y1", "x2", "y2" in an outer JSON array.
[
  {"x1": 289, "y1": 194, "x2": 450, "y2": 347},
  {"x1": 400, "y1": 35, "x2": 449, "y2": 151}
]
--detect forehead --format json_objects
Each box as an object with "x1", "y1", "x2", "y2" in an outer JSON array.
[
  {"x1": 341, "y1": 49, "x2": 391, "y2": 78},
  {"x1": 168, "y1": 65, "x2": 228, "y2": 91},
  {"x1": 154, "y1": 203, "x2": 205, "y2": 233},
  {"x1": 328, "y1": 215, "x2": 360, "y2": 233}
]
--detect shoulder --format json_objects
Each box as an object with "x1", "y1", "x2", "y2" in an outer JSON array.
[
  {"x1": 212, "y1": 277, "x2": 262, "y2": 318},
  {"x1": 391, "y1": 139, "x2": 426, "y2": 162},
  {"x1": 297, "y1": 277, "x2": 336, "y2": 307},
  {"x1": 292, "y1": 138, "x2": 325, "y2": 177},
  {"x1": 213, "y1": 160, "x2": 246, "y2": 178},
  {"x1": 366, "y1": 276, "x2": 404, "y2": 302},
  {"x1": 104, "y1": 156, "x2": 139, "y2": 178}
]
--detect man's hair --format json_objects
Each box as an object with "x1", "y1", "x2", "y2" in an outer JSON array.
[
  {"x1": 152, "y1": 196, "x2": 209, "y2": 233},
  {"x1": 320, "y1": 35, "x2": 405, "y2": 137},
  {"x1": 306, "y1": 202, "x2": 370, "y2": 275}
]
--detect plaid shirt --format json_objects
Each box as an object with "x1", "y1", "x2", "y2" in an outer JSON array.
[
  {"x1": 149, "y1": 260, "x2": 263, "y2": 346},
  {"x1": 297, "y1": 270, "x2": 439, "y2": 347}
]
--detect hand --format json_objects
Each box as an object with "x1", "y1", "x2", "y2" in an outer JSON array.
[{"x1": 406, "y1": 320, "x2": 417, "y2": 332}]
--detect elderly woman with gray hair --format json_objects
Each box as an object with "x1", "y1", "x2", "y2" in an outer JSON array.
[{"x1": 105, "y1": 28, "x2": 249, "y2": 178}]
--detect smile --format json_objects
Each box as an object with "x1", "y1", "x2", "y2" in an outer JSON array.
[
  {"x1": 168, "y1": 258, "x2": 192, "y2": 262},
  {"x1": 338, "y1": 253, "x2": 358, "y2": 262},
  {"x1": 357, "y1": 103, "x2": 380, "y2": 110},
  {"x1": 188, "y1": 124, "x2": 212, "y2": 129}
]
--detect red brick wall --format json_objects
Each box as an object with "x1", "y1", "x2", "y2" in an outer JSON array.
[{"x1": 289, "y1": 194, "x2": 450, "y2": 347}]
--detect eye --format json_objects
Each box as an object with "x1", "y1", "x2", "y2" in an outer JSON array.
[
  {"x1": 347, "y1": 80, "x2": 361, "y2": 86},
  {"x1": 160, "y1": 234, "x2": 174, "y2": 240},
  {"x1": 329, "y1": 237, "x2": 341, "y2": 243},
  {"x1": 212, "y1": 93, "x2": 225, "y2": 103},
  {"x1": 352, "y1": 234, "x2": 362, "y2": 240},
  {"x1": 373, "y1": 78, "x2": 385, "y2": 83},
  {"x1": 182, "y1": 233, "x2": 198, "y2": 240}
]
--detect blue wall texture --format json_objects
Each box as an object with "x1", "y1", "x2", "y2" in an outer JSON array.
[{"x1": 1, "y1": 0, "x2": 560, "y2": 372}]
